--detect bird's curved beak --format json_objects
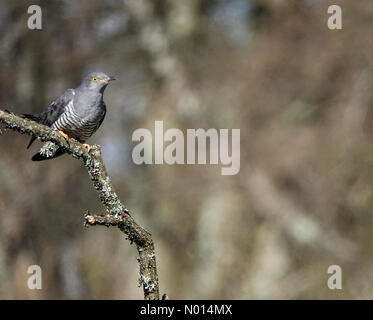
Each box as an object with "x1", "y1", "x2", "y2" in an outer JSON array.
[{"x1": 101, "y1": 76, "x2": 116, "y2": 83}]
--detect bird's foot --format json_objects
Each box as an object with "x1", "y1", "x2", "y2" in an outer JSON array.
[
  {"x1": 83, "y1": 143, "x2": 91, "y2": 153},
  {"x1": 58, "y1": 130, "x2": 69, "y2": 140}
]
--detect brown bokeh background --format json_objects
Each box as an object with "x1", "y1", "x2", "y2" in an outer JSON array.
[{"x1": 0, "y1": 0, "x2": 372, "y2": 299}]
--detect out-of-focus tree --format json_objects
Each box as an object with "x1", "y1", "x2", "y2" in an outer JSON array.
[{"x1": 0, "y1": 0, "x2": 373, "y2": 299}]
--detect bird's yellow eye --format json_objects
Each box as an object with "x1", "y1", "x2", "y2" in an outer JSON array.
[{"x1": 91, "y1": 76, "x2": 98, "y2": 82}]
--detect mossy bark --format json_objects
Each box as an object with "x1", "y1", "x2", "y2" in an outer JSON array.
[{"x1": 0, "y1": 109, "x2": 160, "y2": 300}]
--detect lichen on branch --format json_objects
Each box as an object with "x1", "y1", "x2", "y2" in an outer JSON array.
[{"x1": 0, "y1": 109, "x2": 160, "y2": 300}]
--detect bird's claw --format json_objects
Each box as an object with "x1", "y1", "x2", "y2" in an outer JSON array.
[{"x1": 58, "y1": 130, "x2": 69, "y2": 140}]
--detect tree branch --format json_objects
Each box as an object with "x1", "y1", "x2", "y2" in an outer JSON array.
[{"x1": 0, "y1": 109, "x2": 160, "y2": 300}]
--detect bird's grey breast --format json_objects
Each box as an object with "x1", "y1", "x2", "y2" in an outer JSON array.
[{"x1": 52, "y1": 89, "x2": 106, "y2": 142}]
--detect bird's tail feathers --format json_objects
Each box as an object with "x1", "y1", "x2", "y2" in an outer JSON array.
[
  {"x1": 21, "y1": 113, "x2": 41, "y2": 122},
  {"x1": 21, "y1": 113, "x2": 42, "y2": 149},
  {"x1": 26, "y1": 137, "x2": 37, "y2": 149},
  {"x1": 31, "y1": 148, "x2": 66, "y2": 161}
]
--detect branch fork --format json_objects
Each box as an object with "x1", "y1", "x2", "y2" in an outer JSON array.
[{"x1": 0, "y1": 109, "x2": 160, "y2": 300}]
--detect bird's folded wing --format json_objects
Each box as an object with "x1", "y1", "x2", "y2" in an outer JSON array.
[{"x1": 42, "y1": 88, "x2": 75, "y2": 127}]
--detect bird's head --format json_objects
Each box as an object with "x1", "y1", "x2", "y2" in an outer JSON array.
[{"x1": 82, "y1": 72, "x2": 115, "y2": 92}]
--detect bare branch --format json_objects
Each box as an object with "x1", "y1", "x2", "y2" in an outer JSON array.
[{"x1": 0, "y1": 109, "x2": 160, "y2": 300}]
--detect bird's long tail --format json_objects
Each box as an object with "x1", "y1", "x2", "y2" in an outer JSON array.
[
  {"x1": 21, "y1": 113, "x2": 42, "y2": 149},
  {"x1": 22, "y1": 113, "x2": 41, "y2": 122},
  {"x1": 31, "y1": 148, "x2": 66, "y2": 161}
]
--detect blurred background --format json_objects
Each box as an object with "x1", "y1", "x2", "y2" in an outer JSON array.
[{"x1": 0, "y1": 0, "x2": 372, "y2": 299}]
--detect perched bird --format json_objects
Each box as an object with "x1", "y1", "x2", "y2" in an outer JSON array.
[{"x1": 23, "y1": 72, "x2": 115, "y2": 161}]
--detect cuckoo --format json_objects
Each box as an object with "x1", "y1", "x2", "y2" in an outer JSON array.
[{"x1": 23, "y1": 72, "x2": 115, "y2": 161}]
